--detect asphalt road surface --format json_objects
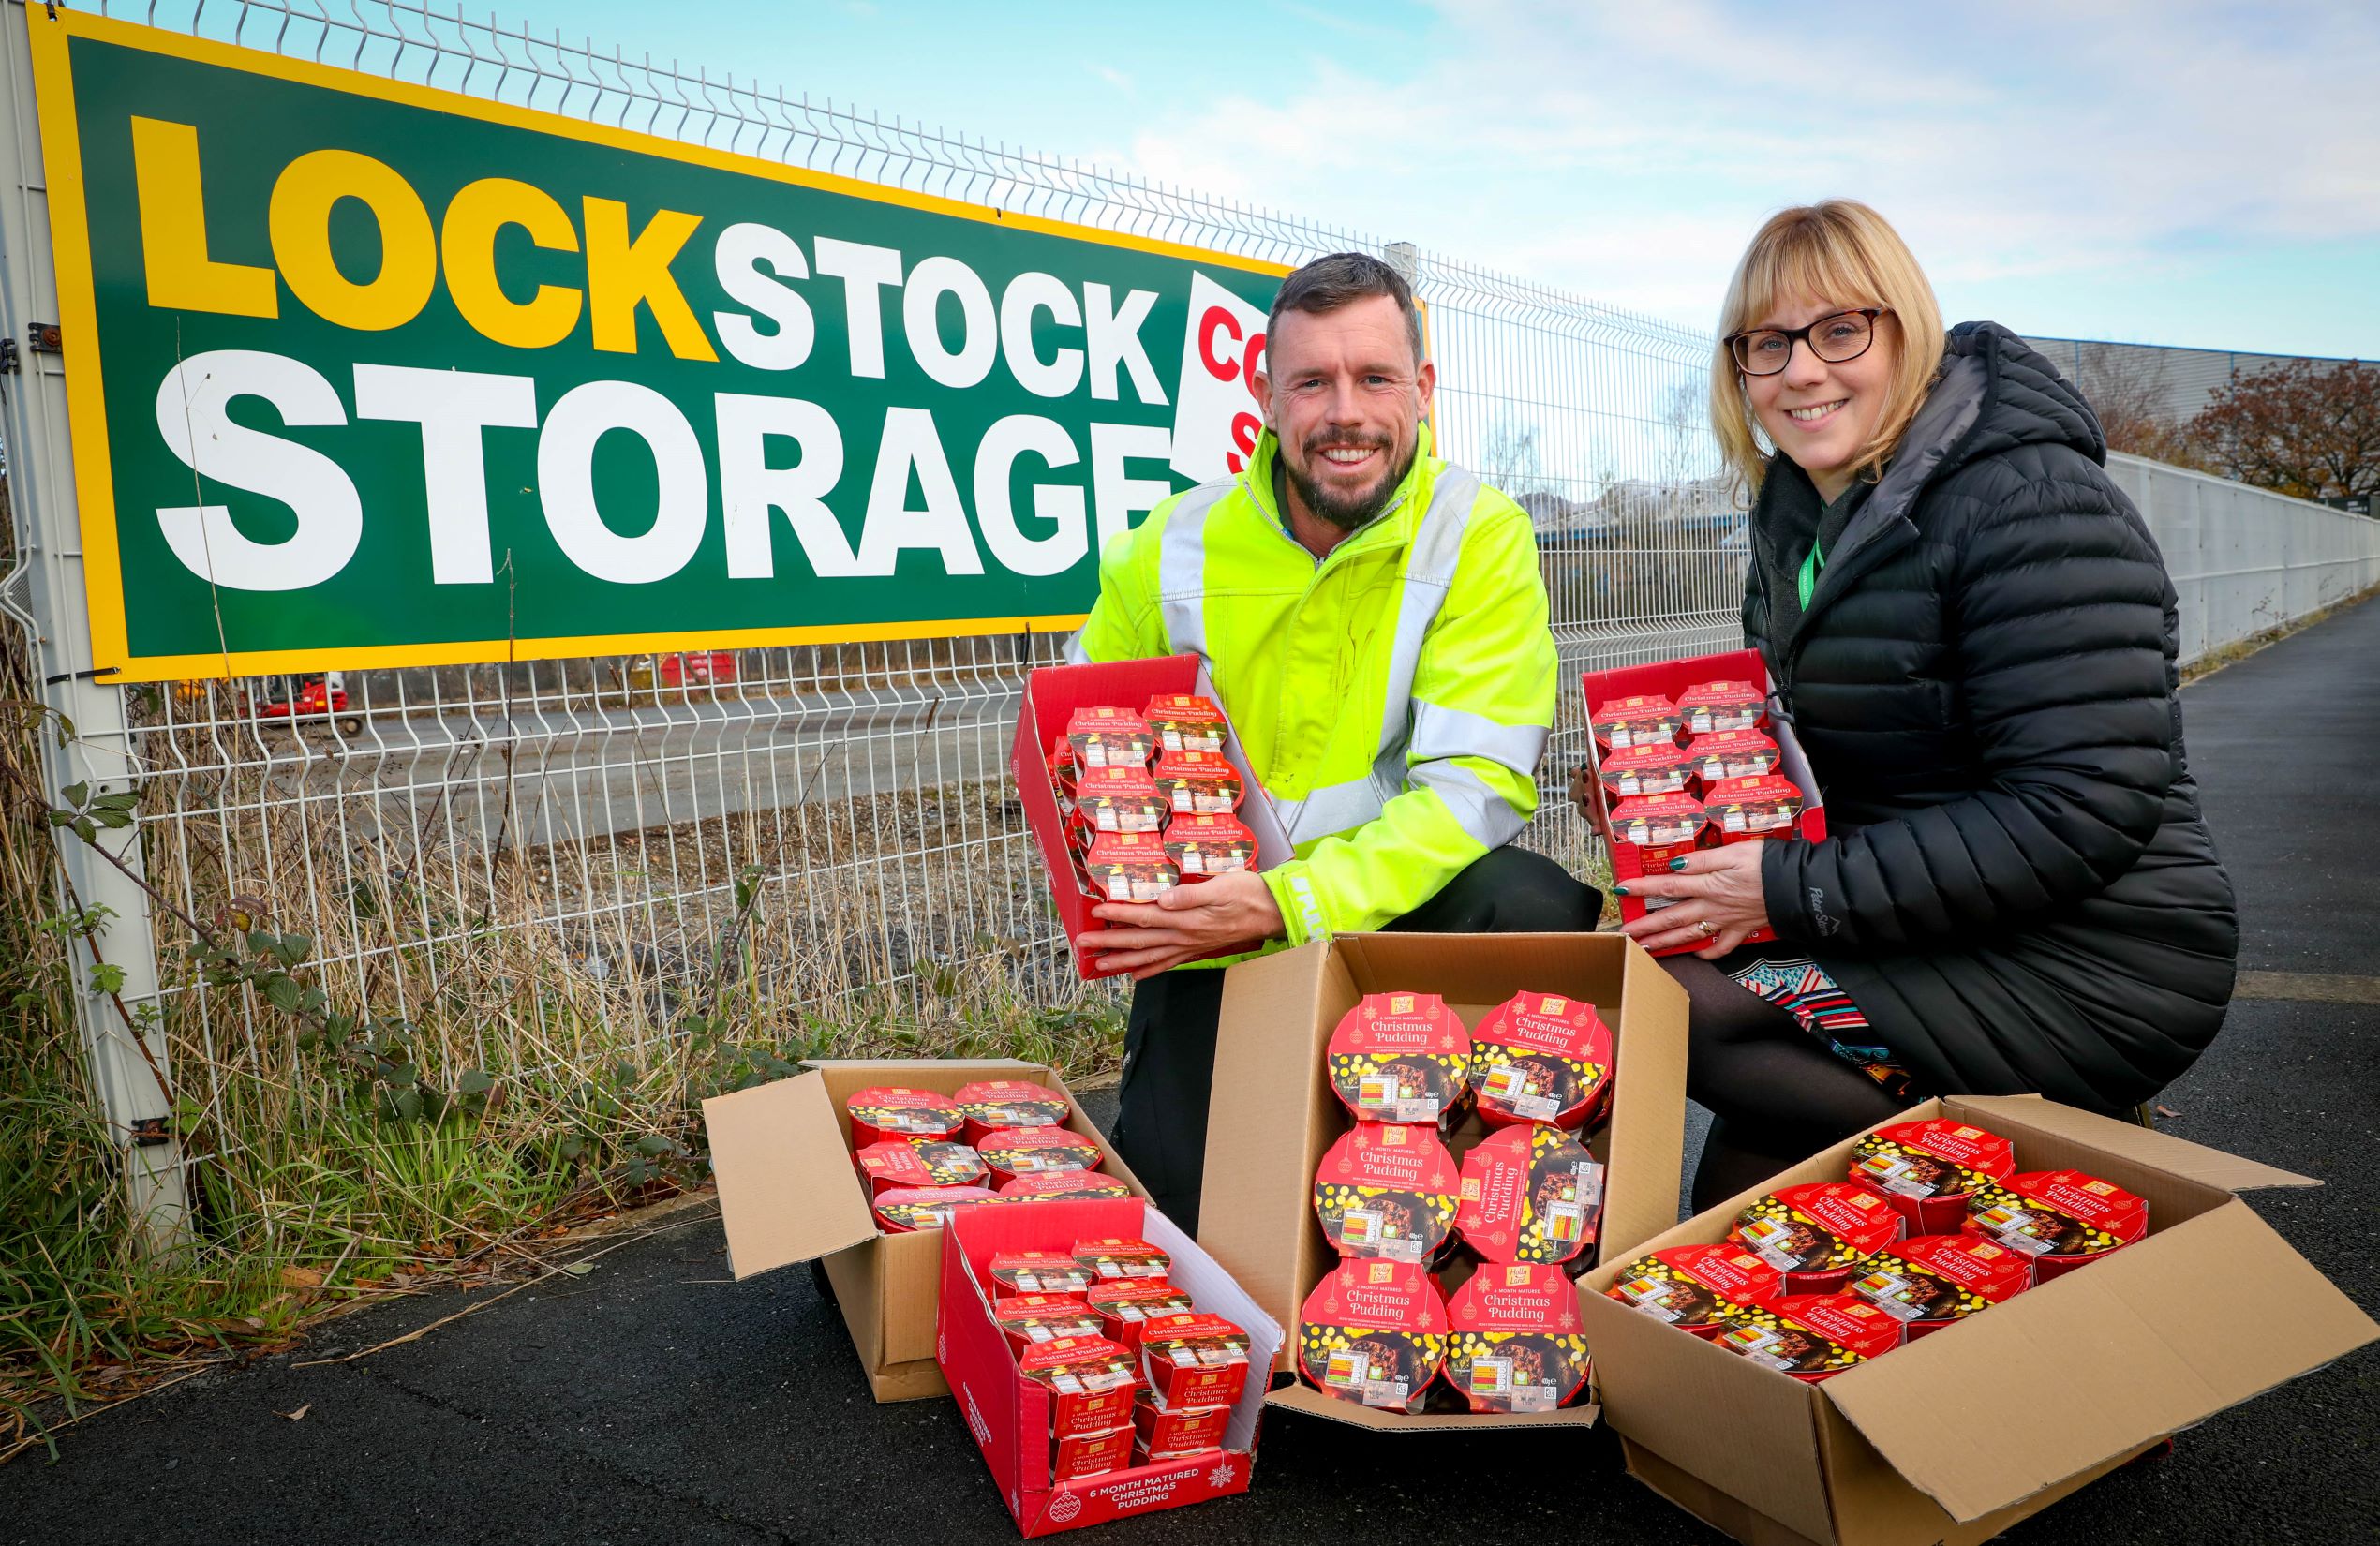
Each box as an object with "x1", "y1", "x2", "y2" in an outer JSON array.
[{"x1": 9, "y1": 601, "x2": 2377, "y2": 1545}]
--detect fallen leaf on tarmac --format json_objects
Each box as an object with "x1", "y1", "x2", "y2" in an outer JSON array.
[
  {"x1": 279, "y1": 1405, "x2": 311, "y2": 1421},
  {"x1": 2156, "y1": 1104, "x2": 2182, "y2": 1119},
  {"x1": 560, "y1": 1261, "x2": 595, "y2": 1277}
]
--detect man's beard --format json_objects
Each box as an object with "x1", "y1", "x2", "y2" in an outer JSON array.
[{"x1": 1284, "y1": 434, "x2": 1414, "y2": 532}]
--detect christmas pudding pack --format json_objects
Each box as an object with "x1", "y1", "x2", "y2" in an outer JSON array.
[
  {"x1": 845, "y1": 1086, "x2": 963, "y2": 1147},
  {"x1": 871, "y1": 1184, "x2": 999, "y2": 1235},
  {"x1": 1137, "y1": 1312, "x2": 1253, "y2": 1410},
  {"x1": 1687, "y1": 727, "x2": 1781, "y2": 783},
  {"x1": 1073, "y1": 766, "x2": 1169, "y2": 837},
  {"x1": 1326, "y1": 991, "x2": 1471, "y2": 1126},
  {"x1": 1073, "y1": 1237, "x2": 1169, "y2": 1281},
  {"x1": 1144, "y1": 693, "x2": 1227, "y2": 753},
  {"x1": 1604, "y1": 1241, "x2": 1785, "y2": 1338},
  {"x1": 1598, "y1": 738, "x2": 1698, "y2": 799},
  {"x1": 1851, "y1": 1119, "x2": 2017, "y2": 1234},
  {"x1": 1963, "y1": 1169, "x2": 2149, "y2": 1281},
  {"x1": 1064, "y1": 706, "x2": 1154, "y2": 770},
  {"x1": 1848, "y1": 1234, "x2": 2030, "y2": 1339},
  {"x1": 1016, "y1": 1332, "x2": 1138, "y2": 1438},
  {"x1": 1298, "y1": 1258, "x2": 1448, "y2": 1415},
  {"x1": 1469, "y1": 989, "x2": 1614, "y2": 1130},
  {"x1": 1152, "y1": 750, "x2": 1244, "y2": 815},
  {"x1": 1610, "y1": 790, "x2": 1707, "y2": 850},
  {"x1": 951, "y1": 1078, "x2": 1071, "y2": 1145},
  {"x1": 1713, "y1": 1293, "x2": 1901, "y2": 1382},
  {"x1": 1704, "y1": 773, "x2": 1806, "y2": 842},
  {"x1": 1678, "y1": 678, "x2": 1766, "y2": 735},
  {"x1": 976, "y1": 1125, "x2": 1104, "y2": 1184},
  {"x1": 1053, "y1": 1424, "x2": 1135, "y2": 1484},
  {"x1": 1729, "y1": 1181, "x2": 1905, "y2": 1293},
  {"x1": 999, "y1": 1170, "x2": 1133, "y2": 1203},
  {"x1": 990, "y1": 1293, "x2": 1103, "y2": 1350},
  {"x1": 852, "y1": 1138, "x2": 987, "y2": 1196},
  {"x1": 1591, "y1": 693, "x2": 1684, "y2": 750},
  {"x1": 1133, "y1": 1394, "x2": 1232, "y2": 1459},
  {"x1": 1084, "y1": 831, "x2": 1179, "y2": 902},
  {"x1": 1163, "y1": 813, "x2": 1257, "y2": 879},
  {"x1": 1312, "y1": 1122, "x2": 1460, "y2": 1264},
  {"x1": 1086, "y1": 1279, "x2": 1195, "y2": 1348},
  {"x1": 987, "y1": 1250, "x2": 1095, "y2": 1300},
  {"x1": 1456, "y1": 1123, "x2": 1607, "y2": 1266},
  {"x1": 1443, "y1": 1263, "x2": 1593, "y2": 1413}
]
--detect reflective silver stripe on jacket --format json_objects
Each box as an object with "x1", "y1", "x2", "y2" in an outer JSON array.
[
  {"x1": 1157, "y1": 483, "x2": 1234, "y2": 659},
  {"x1": 1276, "y1": 468, "x2": 1497, "y2": 847}
]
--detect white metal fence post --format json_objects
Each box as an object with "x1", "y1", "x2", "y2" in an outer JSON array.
[{"x1": 0, "y1": 3, "x2": 188, "y2": 1244}]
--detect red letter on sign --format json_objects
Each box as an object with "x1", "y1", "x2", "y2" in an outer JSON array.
[
  {"x1": 1225, "y1": 410, "x2": 1262, "y2": 474},
  {"x1": 1199, "y1": 306, "x2": 1242, "y2": 383}
]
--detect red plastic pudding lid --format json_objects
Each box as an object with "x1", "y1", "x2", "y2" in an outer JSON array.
[
  {"x1": 1065, "y1": 707, "x2": 1154, "y2": 767},
  {"x1": 991, "y1": 1293, "x2": 1101, "y2": 1343},
  {"x1": 854, "y1": 1139, "x2": 984, "y2": 1189},
  {"x1": 1730, "y1": 1182, "x2": 1904, "y2": 1273},
  {"x1": 1605, "y1": 1242, "x2": 1784, "y2": 1326},
  {"x1": 870, "y1": 1185, "x2": 997, "y2": 1231},
  {"x1": 1085, "y1": 1279, "x2": 1193, "y2": 1319},
  {"x1": 1312, "y1": 1122, "x2": 1459, "y2": 1262},
  {"x1": 1470, "y1": 990, "x2": 1614, "y2": 1126},
  {"x1": 1297, "y1": 1259, "x2": 1448, "y2": 1413},
  {"x1": 1703, "y1": 774, "x2": 1805, "y2": 834},
  {"x1": 1073, "y1": 1237, "x2": 1170, "y2": 1280},
  {"x1": 1717, "y1": 1293, "x2": 1902, "y2": 1375},
  {"x1": 998, "y1": 1171, "x2": 1132, "y2": 1200},
  {"x1": 1152, "y1": 750, "x2": 1244, "y2": 812},
  {"x1": 1443, "y1": 1263, "x2": 1592, "y2": 1413},
  {"x1": 977, "y1": 1126, "x2": 1103, "y2": 1175},
  {"x1": 1017, "y1": 1333, "x2": 1137, "y2": 1389},
  {"x1": 1849, "y1": 1234, "x2": 2030, "y2": 1322},
  {"x1": 1326, "y1": 992, "x2": 1471, "y2": 1123},
  {"x1": 1964, "y1": 1169, "x2": 2148, "y2": 1257},
  {"x1": 1591, "y1": 694, "x2": 1684, "y2": 746},
  {"x1": 1610, "y1": 791, "x2": 1707, "y2": 847},
  {"x1": 1852, "y1": 1120, "x2": 2016, "y2": 1200},
  {"x1": 845, "y1": 1087, "x2": 962, "y2": 1135},
  {"x1": 1455, "y1": 1123, "x2": 1606, "y2": 1264},
  {"x1": 989, "y1": 1251, "x2": 1095, "y2": 1297},
  {"x1": 952, "y1": 1079, "x2": 1071, "y2": 1127}
]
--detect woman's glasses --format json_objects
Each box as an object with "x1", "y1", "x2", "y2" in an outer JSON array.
[{"x1": 1727, "y1": 308, "x2": 1885, "y2": 375}]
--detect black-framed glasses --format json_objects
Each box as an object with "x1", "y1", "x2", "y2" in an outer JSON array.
[{"x1": 1727, "y1": 308, "x2": 1885, "y2": 375}]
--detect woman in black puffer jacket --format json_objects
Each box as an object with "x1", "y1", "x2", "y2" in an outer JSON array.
[{"x1": 1618, "y1": 201, "x2": 2238, "y2": 1209}]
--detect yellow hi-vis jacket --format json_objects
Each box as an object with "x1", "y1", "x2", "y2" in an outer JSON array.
[{"x1": 1066, "y1": 423, "x2": 1555, "y2": 948}]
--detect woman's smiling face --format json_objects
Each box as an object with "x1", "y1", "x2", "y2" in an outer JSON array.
[{"x1": 1743, "y1": 293, "x2": 1898, "y2": 500}]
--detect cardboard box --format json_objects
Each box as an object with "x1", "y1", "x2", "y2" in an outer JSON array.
[
  {"x1": 1579, "y1": 648, "x2": 1826, "y2": 954},
  {"x1": 1579, "y1": 1094, "x2": 2380, "y2": 1546},
  {"x1": 1197, "y1": 930, "x2": 1691, "y2": 1431},
  {"x1": 938, "y1": 1197, "x2": 1284, "y2": 1536},
  {"x1": 1012, "y1": 656, "x2": 1293, "y2": 981},
  {"x1": 705, "y1": 1058, "x2": 1149, "y2": 1403}
]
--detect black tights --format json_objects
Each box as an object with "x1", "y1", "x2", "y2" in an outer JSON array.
[{"x1": 1667, "y1": 956, "x2": 1909, "y2": 1214}]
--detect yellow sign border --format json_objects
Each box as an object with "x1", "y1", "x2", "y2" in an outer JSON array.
[{"x1": 28, "y1": 9, "x2": 1290, "y2": 682}]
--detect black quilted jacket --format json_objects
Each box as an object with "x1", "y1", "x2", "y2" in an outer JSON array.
[{"x1": 1749, "y1": 322, "x2": 2238, "y2": 1112}]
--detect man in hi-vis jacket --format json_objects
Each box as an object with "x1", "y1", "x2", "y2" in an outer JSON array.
[{"x1": 1069, "y1": 251, "x2": 1600, "y2": 1230}]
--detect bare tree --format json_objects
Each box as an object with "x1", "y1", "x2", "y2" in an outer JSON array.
[{"x1": 2065, "y1": 345, "x2": 2216, "y2": 473}]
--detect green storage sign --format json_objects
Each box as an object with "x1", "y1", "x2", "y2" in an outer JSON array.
[{"x1": 30, "y1": 11, "x2": 1286, "y2": 680}]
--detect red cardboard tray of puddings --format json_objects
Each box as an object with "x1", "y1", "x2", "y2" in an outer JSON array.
[
  {"x1": 1152, "y1": 750, "x2": 1244, "y2": 815},
  {"x1": 954, "y1": 1078, "x2": 1072, "y2": 1145},
  {"x1": 1603, "y1": 1242, "x2": 1785, "y2": 1338},
  {"x1": 1591, "y1": 693, "x2": 1685, "y2": 751},
  {"x1": 989, "y1": 1250, "x2": 1096, "y2": 1300},
  {"x1": 1703, "y1": 773, "x2": 1806, "y2": 843},
  {"x1": 1455, "y1": 1123, "x2": 1607, "y2": 1266},
  {"x1": 1137, "y1": 1313, "x2": 1252, "y2": 1411},
  {"x1": 1311, "y1": 1122, "x2": 1460, "y2": 1264},
  {"x1": 1086, "y1": 1279, "x2": 1195, "y2": 1349},
  {"x1": 1469, "y1": 989, "x2": 1615, "y2": 1130},
  {"x1": 1325, "y1": 991, "x2": 1472, "y2": 1125},
  {"x1": 853, "y1": 1138, "x2": 988, "y2": 1196},
  {"x1": 1163, "y1": 813, "x2": 1257, "y2": 879},
  {"x1": 978, "y1": 1126, "x2": 1105, "y2": 1184},
  {"x1": 991, "y1": 1293, "x2": 1104, "y2": 1351},
  {"x1": 845, "y1": 1086, "x2": 963, "y2": 1148},
  {"x1": 1296, "y1": 1258, "x2": 1447, "y2": 1416},
  {"x1": 1728, "y1": 1182, "x2": 1906, "y2": 1293},
  {"x1": 1678, "y1": 678, "x2": 1767, "y2": 734},
  {"x1": 1712, "y1": 1292, "x2": 1902, "y2": 1382},
  {"x1": 1000, "y1": 1171, "x2": 1134, "y2": 1203},
  {"x1": 1850, "y1": 1119, "x2": 2018, "y2": 1234},
  {"x1": 1016, "y1": 1332, "x2": 1139, "y2": 1438},
  {"x1": 1143, "y1": 693, "x2": 1227, "y2": 753},
  {"x1": 1599, "y1": 739, "x2": 1698, "y2": 799},
  {"x1": 1688, "y1": 728, "x2": 1781, "y2": 783},
  {"x1": 871, "y1": 1184, "x2": 999, "y2": 1235},
  {"x1": 1064, "y1": 706, "x2": 1155, "y2": 770},
  {"x1": 1962, "y1": 1168, "x2": 2149, "y2": 1282},
  {"x1": 1073, "y1": 1237, "x2": 1170, "y2": 1281},
  {"x1": 1847, "y1": 1234, "x2": 2030, "y2": 1340},
  {"x1": 1083, "y1": 831, "x2": 1179, "y2": 903},
  {"x1": 1443, "y1": 1263, "x2": 1594, "y2": 1414}
]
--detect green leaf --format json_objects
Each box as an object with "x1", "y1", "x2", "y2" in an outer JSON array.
[
  {"x1": 558, "y1": 1136, "x2": 586, "y2": 1162},
  {"x1": 88, "y1": 962, "x2": 126, "y2": 995},
  {"x1": 276, "y1": 933, "x2": 314, "y2": 966},
  {"x1": 46, "y1": 810, "x2": 73, "y2": 827},
  {"x1": 634, "y1": 1134, "x2": 670, "y2": 1156},
  {"x1": 456, "y1": 1069, "x2": 495, "y2": 1095},
  {"x1": 92, "y1": 792, "x2": 141, "y2": 811},
  {"x1": 389, "y1": 1062, "x2": 418, "y2": 1086},
  {"x1": 261, "y1": 976, "x2": 301, "y2": 1014},
  {"x1": 393, "y1": 1088, "x2": 422, "y2": 1122},
  {"x1": 61, "y1": 780, "x2": 88, "y2": 808},
  {"x1": 70, "y1": 817, "x2": 96, "y2": 843},
  {"x1": 247, "y1": 929, "x2": 275, "y2": 957}
]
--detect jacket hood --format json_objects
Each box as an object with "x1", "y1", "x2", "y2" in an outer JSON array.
[{"x1": 1865, "y1": 322, "x2": 2106, "y2": 526}]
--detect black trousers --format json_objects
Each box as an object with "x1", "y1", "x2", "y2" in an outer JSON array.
[{"x1": 1112, "y1": 845, "x2": 1602, "y2": 1235}]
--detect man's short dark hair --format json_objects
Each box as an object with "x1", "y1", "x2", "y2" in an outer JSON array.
[{"x1": 1268, "y1": 251, "x2": 1425, "y2": 366}]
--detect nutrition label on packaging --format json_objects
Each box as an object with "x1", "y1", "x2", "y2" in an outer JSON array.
[
  {"x1": 1972, "y1": 1205, "x2": 2058, "y2": 1255},
  {"x1": 1324, "y1": 1348, "x2": 1410, "y2": 1408},
  {"x1": 1616, "y1": 1277, "x2": 1686, "y2": 1321},
  {"x1": 1855, "y1": 1153, "x2": 1938, "y2": 1198},
  {"x1": 1851, "y1": 1271, "x2": 1930, "y2": 1321},
  {"x1": 1480, "y1": 1063, "x2": 1560, "y2": 1122},
  {"x1": 1739, "y1": 1218, "x2": 1809, "y2": 1271},
  {"x1": 1356, "y1": 1075, "x2": 1443, "y2": 1123},
  {"x1": 1723, "y1": 1326, "x2": 1802, "y2": 1372}
]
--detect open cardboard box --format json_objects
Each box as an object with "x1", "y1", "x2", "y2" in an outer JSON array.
[
  {"x1": 1577, "y1": 1094, "x2": 2380, "y2": 1546},
  {"x1": 1011, "y1": 655, "x2": 1295, "y2": 982},
  {"x1": 938, "y1": 1197, "x2": 1284, "y2": 1536},
  {"x1": 1578, "y1": 648, "x2": 1826, "y2": 955},
  {"x1": 1196, "y1": 930, "x2": 1690, "y2": 1431},
  {"x1": 705, "y1": 1058, "x2": 1150, "y2": 1403}
]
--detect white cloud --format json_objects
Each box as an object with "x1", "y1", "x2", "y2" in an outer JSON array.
[{"x1": 1106, "y1": 0, "x2": 2380, "y2": 327}]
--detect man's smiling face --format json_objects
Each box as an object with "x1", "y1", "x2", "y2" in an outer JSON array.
[{"x1": 1256, "y1": 293, "x2": 1435, "y2": 532}]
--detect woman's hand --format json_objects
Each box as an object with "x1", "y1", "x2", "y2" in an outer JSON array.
[
  {"x1": 1616, "y1": 842, "x2": 1772, "y2": 959},
  {"x1": 1078, "y1": 870, "x2": 1284, "y2": 980}
]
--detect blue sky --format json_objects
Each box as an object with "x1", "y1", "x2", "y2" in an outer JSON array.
[{"x1": 509, "y1": 1, "x2": 2377, "y2": 357}]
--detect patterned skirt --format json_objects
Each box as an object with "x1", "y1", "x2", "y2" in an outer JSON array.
[{"x1": 1724, "y1": 955, "x2": 1917, "y2": 1101}]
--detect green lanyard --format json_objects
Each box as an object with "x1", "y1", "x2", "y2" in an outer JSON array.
[{"x1": 1797, "y1": 541, "x2": 1825, "y2": 608}]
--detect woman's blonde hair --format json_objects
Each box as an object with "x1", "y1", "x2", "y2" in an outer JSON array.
[{"x1": 1709, "y1": 200, "x2": 1944, "y2": 494}]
